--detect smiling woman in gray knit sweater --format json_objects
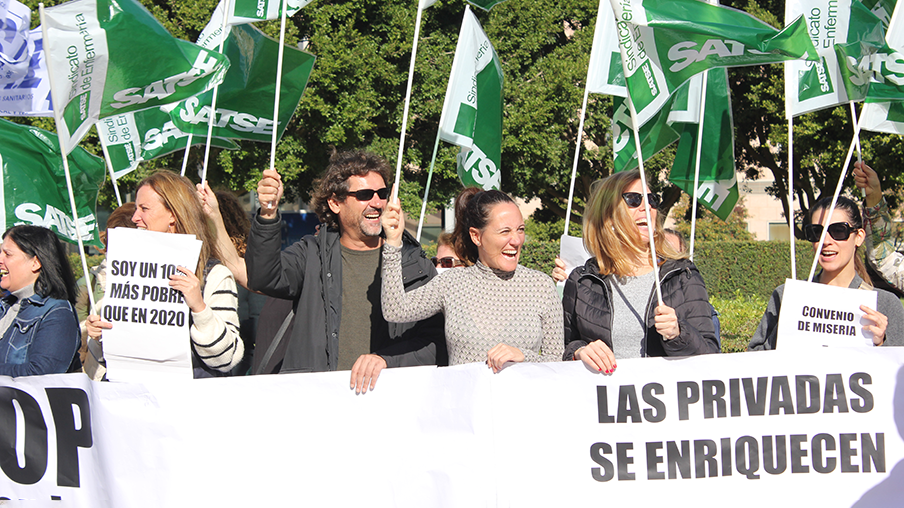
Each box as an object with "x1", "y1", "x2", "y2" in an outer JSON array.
[{"x1": 380, "y1": 187, "x2": 563, "y2": 372}]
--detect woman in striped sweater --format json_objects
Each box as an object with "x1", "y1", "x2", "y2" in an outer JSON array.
[{"x1": 86, "y1": 171, "x2": 243, "y2": 378}]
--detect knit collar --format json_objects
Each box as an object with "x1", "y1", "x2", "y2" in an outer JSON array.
[{"x1": 474, "y1": 260, "x2": 516, "y2": 281}]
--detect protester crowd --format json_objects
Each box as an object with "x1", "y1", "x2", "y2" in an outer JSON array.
[{"x1": 0, "y1": 152, "x2": 901, "y2": 381}]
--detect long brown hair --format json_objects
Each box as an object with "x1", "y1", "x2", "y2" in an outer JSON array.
[
  {"x1": 135, "y1": 171, "x2": 219, "y2": 284},
  {"x1": 583, "y1": 170, "x2": 684, "y2": 277}
]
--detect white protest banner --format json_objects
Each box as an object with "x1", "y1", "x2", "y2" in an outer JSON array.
[
  {"x1": 777, "y1": 278, "x2": 877, "y2": 348},
  {"x1": 1, "y1": 349, "x2": 904, "y2": 505},
  {"x1": 559, "y1": 234, "x2": 592, "y2": 276},
  {"x1": 101, "y1": 228, "x2": 202, "y2": 382}
]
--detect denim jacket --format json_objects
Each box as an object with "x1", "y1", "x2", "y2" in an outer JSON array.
[{"x1": 0, "y1": 293, "x2": 80, "y2": 377}]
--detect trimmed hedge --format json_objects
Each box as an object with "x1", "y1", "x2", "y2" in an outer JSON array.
[
  {"x1": 68, "y1": 254, "x2": 104, "y2": 282},
  {"x1": 520, "y1": 239, "x2": 816, "y2": 301}
]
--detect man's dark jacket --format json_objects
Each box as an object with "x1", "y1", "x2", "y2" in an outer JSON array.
[{"x1": 246, "y1": 212, "x2": 446, "y2": 373}]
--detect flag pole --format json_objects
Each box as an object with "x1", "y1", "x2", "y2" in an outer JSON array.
[
  {"x1": 564, "y1": 86, "x2": 591, "y2": 235},
  {"x1": 200, "y1": 0, "x2": 231, "y2": 185},
  {"x1": 39, "y1": 3, "x2": 95, "y2": 310},
  {"x1": 807, "y1": 115, "x2": 863, "y2": 282},
  {"x1": 688, "y1": 71, "x2": 709, "y2": 262},
  {"x1": 849, "y1": 101, "x2": 865, "y2": 197},
  {"x1": 415, "y1": 131, "x2": 442, "y2": 242},
  {"x1": 181, "y1": 133, "x2": 193, "y2": 176},
  {"x1": 392, "y1": 3, "x2": 427, "y2": 201},
  {"x1": 268, "y1": 0, "x2": 289, "y2": 187},
  {"x1": 626, "y1": 93, "x2": 663, "y2": 306},
  {"x1": 98, "y1": 137, "x2": 123, "y2": 206},
  {"x1": 787, "y1": 116, "x2": 796, "y2": 280}
]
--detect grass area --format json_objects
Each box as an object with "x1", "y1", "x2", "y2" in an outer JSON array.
[{"x1": 713, "y1": 290, "x2": 768, "y2": 353}]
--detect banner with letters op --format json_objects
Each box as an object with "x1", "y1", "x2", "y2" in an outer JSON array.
[{"x1": 1, "y1": 348, "x2": 903, "y2": 506}]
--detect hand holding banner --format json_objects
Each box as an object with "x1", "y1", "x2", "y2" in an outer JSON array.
[{"x1": 102, "y1": 228, "x2": 203, "y2": 383}]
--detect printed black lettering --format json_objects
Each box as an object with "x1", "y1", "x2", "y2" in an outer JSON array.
[
  {"x1": 769, "y1": 376, "x2": 794, "y2": 415},
  {"x1": 641, "y1": 383, "x2": 666, "y2": 423},
  {"x1": 694, "y1": 439, "x2": 718, "y2": 478},
  {"x1": 0, "y1": 387, "x2": 48, "y2": 485},
  {"x1": 597, "y1": 386, "x2": 614, "y2": 423},
  {"x1": 796, "y1": 375, "x2": 820, "y2": 414},
  {"x1": 861, "y1": 433, "x2": 885, "y2": 473},
  {"x1": 616, "y1": 443, "x2": 635, "y2": 480},
  {"x1": 849, "y1": 373, "x2": 873, "y2": 412},
  {"x1": 735, "y1": 436, "x2": 760, "y2": 479},
  {"x1": 590, "y1": 443, "x2": 614, "y2": 481},
  {"x1": 617, "y1": 385, "x2": 642, "y2": 423},
  {"x1": 840, "y1": 433, "x2": 858, "y2": 472},
  {"x1": 46, "y1": 388, "x2": 92, "y2": 488},
  {"x1": 790, "y1": 434, "x2": 809, "y2": 473},
  {"x1": 812, "y1": 433, "x2": 836, "y2": 473},
  {"x1": 742, "y1": 377, "x2": 768, "y2": 416},
  {"x1": 823, "y1": 374, "x2": 849, "y2": 413},
  {"x1": 762, "y1": 435, "x2": 787, "y2": 474},
  {"x1": 666, "y1": 440, "x2": 691, "y2": 479},
  {"x1": 646, "y1": 442, "x2": 664, "y2": 480},
  {"x1": 677, "y1": 381, "x2": 699, "y2": 420},
  {"x1": 702, "y1": 380, "x2": 726, "y2": 418}
]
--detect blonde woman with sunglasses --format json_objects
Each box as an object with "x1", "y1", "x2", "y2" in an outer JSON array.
[
  {"x1": 749, "y1": 195, "x2": 904, "y2": 350},
  {"x1": 563, "y1": 170, "x2": 720, "y2": 374}
]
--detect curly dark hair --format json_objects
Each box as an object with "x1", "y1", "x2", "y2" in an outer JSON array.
[
  {"x1": 309, "y1": 151, "x2": 391, "y2": 229},
  {"x1": 215, "y1": 190, "x2": 250, "y2": 257}
]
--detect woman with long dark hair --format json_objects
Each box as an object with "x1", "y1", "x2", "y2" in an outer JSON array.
[
  {"x1": 562, "y1": 170, "x2": 719, "y2": 374},
  {"x1": 0, "y1": 225, "x2": 80, "y2": 376},
  {"x1": 749, "y1": 195, "x2": 904, "y2": 349}
]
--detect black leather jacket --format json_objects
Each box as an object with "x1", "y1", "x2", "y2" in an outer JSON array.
[{"x1": 562, "y1": 257, "x2": 719, "y2": 360}]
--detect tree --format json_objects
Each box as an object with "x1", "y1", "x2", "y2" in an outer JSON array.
[{"x1": 670, "y1": 195, "x2": 754, "y2": 243}]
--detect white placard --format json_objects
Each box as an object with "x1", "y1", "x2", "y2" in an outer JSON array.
[
  {"x1": 101, "y1": 228, "x2": 203, "y2": 382},
  {"x1": 777, "y1": 278, "x2": 878, "y2": 349},
  {"x1": 559, "y1": 234, "x2": 592, "y2": 275}
]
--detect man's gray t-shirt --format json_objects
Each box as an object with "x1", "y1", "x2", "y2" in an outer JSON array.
[{"x1": 338, "y1": 245, "x2": 390, "y2": 370}]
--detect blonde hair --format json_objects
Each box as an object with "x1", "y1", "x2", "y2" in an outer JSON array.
[
  {"x1": 136, "y1": 171, "x2": 219, "y2": 284},
  {"x1": 583, "y1": 170, "x2": 685, "y2": 277}
]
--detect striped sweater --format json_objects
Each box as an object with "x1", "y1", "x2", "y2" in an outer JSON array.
[{"x1": 191, "y1": 263, "x2": 243, "y2": 372}]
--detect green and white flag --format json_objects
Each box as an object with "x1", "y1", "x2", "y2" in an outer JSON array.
[
  {"x1": 587, "y1": 0, "x2": 625, "y2": 97},
  {"x1": 609, "y1": 0, "x2": 819, "y2": 126},
  {"x1": 856, "y1": 1, "x2": 904, "y2": 134},
  {"x1": 466, "y1": 0, "x2": 508, "y2": 11},
  {"x1": 784, "y1": 0, "x2": 885, "y2": 117},
  {"x1": 438, "y1": 7, "x2": 504, "y2": 190},
  {"x1": 42, "y1": 0, "x2": 230, "y2": 154},
  {"x1": 611, "y1": 90, "x2": 680, "y2": 172},
  {"x1": 668, "y1": 69, "x2": 738, "y2": 220},
  {"x1": 98, "y1": 107, "x2": 239, "y2": 179},
  {"x1": 0, "y1": 118, "x2": 104, "y2": 247},
  {"x1": 834, "y1": 0, "x2": 902, "y2": 102},
  {"x1": 225, "y1": 0, "x2": 313, "y2": 25},
  {"x1": 861, "y1": 100, "x2": 904, "y2": 133},
  {"x1": 170, "y1": 19, "x2": 315, "y2": 143}
]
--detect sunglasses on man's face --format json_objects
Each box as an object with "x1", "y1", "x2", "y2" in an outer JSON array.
[
  {"x1": 804, "y1": 222, "x2": 857, "y2": 243},
  {"x1": 341, "y1": 188, "x2": 389, "y2": 201},
  {"x1": 432, "y1": 256, "x2": 464, "y2": 268},
  {"x1": 621, "y1": 192, "x2": 661, "y2": 209}
]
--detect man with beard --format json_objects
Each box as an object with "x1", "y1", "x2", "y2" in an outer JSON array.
[{"x1": 246, "y1": 151, "x2": 445, "y2": 391}]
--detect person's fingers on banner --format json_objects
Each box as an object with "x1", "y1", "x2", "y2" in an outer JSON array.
[
  {"x1": 381, "y1": 184, "x2": 404, "y2": 248},
  {"x1": 860, "y1": 304, "x2": 888, "y2": 346},
  {"x1": 654, "y1": 304, "x2": 681, "y2": 341},
  {"x1": 86, "y1": 314, "x2": 113, "y2": 339},
  {"x1": 552, "y1": 256, "x2": 567, "y2": 282},
  {"x1": 169, "y1": 266, "x2": 205, "y2": 312},
  {"x1": 257, "y1": 169, "x2": 284, "y2": 219},
  {"x1": 486, "y1": 343, "x2": 524, "y2": 373},
  {"x1": 350, "y1": 354, "x2": 387, "y2": 394},
  {"x1": 576, "y1": 340, "x2": 616, "y2": 374}
]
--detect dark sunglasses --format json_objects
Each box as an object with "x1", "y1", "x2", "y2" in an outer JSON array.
[
  {"x1": 431, "y1": 256, "x2": 464, "y2": 268},
  {"x1": 341, "y1": 188, "x2": 389, "y2": 201},
  {"x1": 804, "y1": 222, "x2": 857, "y2": 242},
  {"x1": 621, "y1": 192, "x2": 660, "y2": 209}
]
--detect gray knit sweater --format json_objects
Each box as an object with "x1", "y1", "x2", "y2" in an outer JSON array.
[{"x1": 381, "y1": 244, "x2": 564, "y2": 365}]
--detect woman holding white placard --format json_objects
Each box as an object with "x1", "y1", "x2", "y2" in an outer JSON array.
[
  {"x1": 749, "y1": 196, "x2": 904, "y2": 350},
  {"x1": 86, "y1": 171, "x2": 243, "y2": 377}
]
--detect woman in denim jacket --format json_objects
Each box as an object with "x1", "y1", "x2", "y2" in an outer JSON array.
[{"x1": 0, "y1": 225, "x2": 80, "y2": 376}]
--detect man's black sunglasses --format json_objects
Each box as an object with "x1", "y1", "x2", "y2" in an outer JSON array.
[
  {"x1": 340, "y1": 188, "x2": 389, "y2": 201},
  {"x1": 804, "y1": 222, "x2": 857, "y2": 242},
  {"x1": 621, "y1": 192, "x2": 660, "y2": 209}
]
